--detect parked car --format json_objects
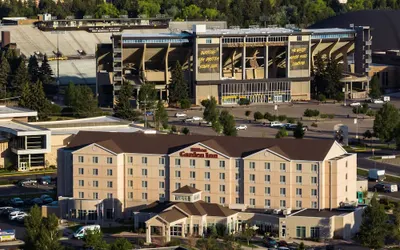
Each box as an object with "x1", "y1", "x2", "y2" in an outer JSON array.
[
  {"x1": 40, "y1": 195, "x2": 53, "y2": 204},
  {"x1": 175, "y1": 113, "x2": 187, "y2": 118},
  {"x1": 270, "y1": 121, "x2": 284, "y2": 128},
  {"x1": 278, "y1": 240, "x2": 288, "y2": 247},
  {"x1": 183, "y1": 118, "x2": 194, "y2": 123},
  {"x1": 73, "y1": 225, "x2": 101, "y2": 239},
  {"x1": 374, "y1": 183, "x2": 398, "y2": 193},
  {"x1": 18, "y1": 179, "x2": 37, "y2": 187},
  {"x1": 264, "y1": 237, "x2": 278, "y2": 248},
  {"x1": 349, "y1": 102, "x2": 361, "y2": 107},
  {"x1": 199, "y1": 120, "x2": 212, "y2": 127},
  {"x1": 192, "y1": 116, "x2": 203, "y2": 121},
  {"x1": 10, "y1": 198, "x2": 24, "y2": 206},
  {"x1": 236, "y1": 124, "x2": 248, "y2": 130},
  {"x1": 9, "y1": 211, "x2": 27, "y2": 221},
  {"x1": 372, "y1": 99, "x2": 384, "y2": 104},
  {"x1": 0, "y1": 207, "x2": 13, "y2": 215},
  {"x1": 31, "y1": 198, "x2": 43, "y2": 206},
  {"x1": 40, "y1": 176, "x2": 52, "y2": 185}
]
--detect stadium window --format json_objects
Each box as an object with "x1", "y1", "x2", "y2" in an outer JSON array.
[{"x1": 206, "y1": 38, "x2": 212, "y2": 44}]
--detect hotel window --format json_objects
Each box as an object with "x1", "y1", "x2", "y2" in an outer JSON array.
[
  {"x1": 310, "y1": 227, "x2": 320, "y2": 239},
  {"x1": 128, "y1": 168, "x2": 133, "y2": 175},
  {"x1": 142, "y1": 157, "x2": 147, "y2": 165},
  {"x1": 205, "y1": 184, "x2": 211, "y2": 192},
  {"x1": 220, "y1": 185, "x2": 225, "y2": 192},
  {"x1": 311, "y1": 189, "x2": 317, "y2": 197},
  {"x1": 78, "y1": 156, "x2": 84, "y2": 163},
  {"x1": 175, "y1": 183, "x2": 181, "y2": 190},
  {"x1": 345, "y1": 185, "x2": 348, "y2": 192},
  {"x1": 190, "y1": 159, "x2": 196, "y2": 167},
  {"x1": 296, "y1": 226, "x2": 306, "y2": 238},
  {"x1": 159, "y1": 181, "x2": 165, "y2": 189},
  {"x1": 296, "y1": 200, "x2": 302, "y2": 208},
  {"x1": 235, "y1": 173, "x2": 240, "y2": 180},
  {"x1": 296, "y1": 163, "x2": 302, "y2": 172},
  {"x1": 280, "y1": 188, "x2": 286, "y2": 196},
  {"x1": 219, "y1": 173, "x2": 225, "y2": 180},
  {"x1": 205, "y1": 172, "x2": 210, "y2": 180},
  {"x1": 280, "y1": 163, "x2": 286, "y2": 172},
  {"x1": 175, "y1": 158, "x2": 181, "y2": 166},
  {"x1": 93, "y1": 180, "x2": 98, "y2": 187},
  {"x1": 280, "y1": 200, "x2": 286, "y2": 208},
  {"x1": 159, "y1": 157, "x2": 165, "y2": 165},
  {"x1": 107, "y1": 157, "x2": 113, "y2": 164},
  {"x1": 311, "y1": 164, "x2": 318, "y2": 172},
  {"x1": 265, "y1": 175, "x2": 270, "y2": 183},
  {"x1": 78, "y1": 192, "x2": 84, "y2": 198},
  {"x1": 107, "y1": 193, "x2": 113, "y2": 199},
  {"x1": 265, "y1": 162, "x2": 271, "y2": 171},
  {"x1": 175, "y1": 170, "x2": 181, "y2": 178},
  {"x1": 78, "y1": 180, "x2": 84, "y2": 187},
  {"x1": 250, "y1": 174, "x2": 255, "y2": 182},
  {"x1": 345, "y1": 173, "x2": 348, "y2": 180},
  {"x1": 219, "y1": 161, "x2": 225, "y2": 168},
  {"x1": 205, "y1": 160, "x2": 210, "y2": 168},
  {"x1": 235, "y1": 159, "x2": 240, "y2": 168},
  {"x1": 296, "y1": 176, "x2": 302, "y2": 184},
  {"x1": 142, "y1": 169, "x2": 148, "y2": 176},
  {"x1": 142, "y1": 181, "x2": 148, "y2": 188},
  {"x1": 205, "y1": 196, "x2": 211, "y2": 203},
  {"x1": 159, "y1": 193, "x2": 165, "y2": 199},
  {"x1": 159, "y1": 169, "x2": 165, "y2": 177},
  {"x1": 250, "y1": 198, "x2": 256, "y2": 206},
  {"x1": 280, "y1": 175, "x2": 286, "y2": 184},
  {"x1": 265, "y1": 187, "x2": 271, "y2": 195},
  {"x1": 92, "y1": 157, "x2": 98, "y2": 163},
  {"x1": 93, "y1": 169, "x2": 98, "y2": 176},
  {"x1": 78, "y1": 168, "x2": 84, "y2": 175},
  {"x1": 128, "y1": 192, "x2": 133, "y2": 199},
  {"x1": 346, "y1": 161, "x2": 348, "y2": 168},
  {"x1": 265, "y1": 199, "x2": 271, "y2": 208},
  {"x1": 296, "y1": 188, "x2": 302, "y2": 197},
  {"x1": 107, "y1": 181, "x2": 113, "y2": 188},
  {"x1": 249, "y1": 162, "x2": 255, "y2": 170},
  {"x1": 311, "y1": 177, "x2": 317, "y2": 184},
  {"x1": 220, "y1": 197, "x2": 225, "y2": 204},
  {"x1": 190, "y1": 171, "x2": 196, "y2": 179},
  {"x1": 128, "y1": 156, "x2": 133, "y2": 163},
  {"x1": 311, "y1": 201, "x2": 318, "y2": 208},
  {"x1": 236, "y1": 185, "x2": 240, "y2": 193},
  {"x1": 128, "y1": 180, "x2": 133, "y2": 187},
  {"x1": 250, "y1": 186, "x2": 255, "y2": 194},
  {"x1": 107, "y1": 169, "x2": 113, "y2": 176},
  {"x1": 142, "y1": 193, "x2": 148, "y2": 200},
  {"x1": 93, "y1": 192, "x2": 98, "y2": 199}
]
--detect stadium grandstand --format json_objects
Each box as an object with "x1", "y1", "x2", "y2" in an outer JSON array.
[{"x1": 96, "y1": 24, "x2": 372, "y2": 107}]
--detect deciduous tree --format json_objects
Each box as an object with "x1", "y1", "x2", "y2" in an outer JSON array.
[
  {"x1": 24, "y1": 205, "x2": 43, "y2": 250},
  {"x1": 83, "y1": 229, "x2": 108, "y2": 250},
  {"x1": 373, "y1": 103, "x2": 399, "y2": 142},
  {"x1": 219, "y1": 110, "x2": 237, "y2": 136},
  {"x1": 293, "y1": 122, "x2": 305, "y2": 139},
  {"x1": 154, "y1": 100, "x2": 168, "y2": 130},
  {"x1": 202, "y1": 97, "x2": 219, "y2": 124},
  {"x1": 369, "y1": 75, "x2": 381, "y2": 99}
]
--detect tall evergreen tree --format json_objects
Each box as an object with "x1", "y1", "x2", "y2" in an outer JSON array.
[
  {"x1": 19, "y1": 81, "x2": 51, "y2": 121},
  {"x1": 114, "y1": 81, "x2": 135, "y2": 120},
  {"x1": 24, "y1": 205, "x2": 43, "y2": 250},
  {"x1": 358, "y1": 194, "x2": 388, "y2": 249},
  {"x1": 73, "y1": 85, "x2": 100, "y2": 118},
  {"x1": 28, "y1": 55, "x2": 40, "y2": 83},
  {"x1": 369, "y1": 75, "x2": 381, "y2": 99},
  {"x1": 154, "y1": 100, "x2": 168, "y2": 130},
  {"x1": 64, "y1": 82, "x2": 77, "y2": 107},
  {"x1": 12, "y1": 59, "x2": 30, "y2": 95},
  {"x1": 168, "y1": 61, "x2": 189, "y2": 105},
  {"x1": 0, "y1": 54, "x2": 10, "y2": 97},
  {"x1": 39, "y1": 54, "x2": 54, "y2": 85}
]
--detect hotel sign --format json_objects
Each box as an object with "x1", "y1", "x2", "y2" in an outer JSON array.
[{"x1": 179, "y1": 148, "x2": 218, "y2": 158}]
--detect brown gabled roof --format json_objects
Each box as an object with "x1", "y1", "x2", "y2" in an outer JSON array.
[
  {"x1": 172, "y1": 185, "x2": 201, "y2": 194},
  {"x1": 158, "y1": 208, "x2": 187, "y2": 223},
  {"x1": 67, "y1": 131, "x2": 337, "y2": 161}
]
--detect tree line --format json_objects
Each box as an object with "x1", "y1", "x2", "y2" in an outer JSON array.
[{"x1": 1, "y1": 0, "x2": 399, "y2": 28}]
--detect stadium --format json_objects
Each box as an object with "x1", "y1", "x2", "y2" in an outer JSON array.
[{"x1": 96, "y1": 24, "x2": 371, "y2": 107}]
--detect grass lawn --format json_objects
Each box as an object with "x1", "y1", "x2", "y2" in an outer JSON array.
[{"x1": 0, "y1": 169, "x2": 56, "y2": 177}]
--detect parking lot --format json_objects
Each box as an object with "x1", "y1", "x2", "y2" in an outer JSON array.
[{"x1": 0, "y1": 184, "x2": 54, "y2": 198}]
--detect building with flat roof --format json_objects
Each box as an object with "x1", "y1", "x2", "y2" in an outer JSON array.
[
  {"x1": 56, "y1": 131, "x2": 358, "y2": 236},
  {"x1": 97, "y1": 24, "x2": 371, "y2": 107}
]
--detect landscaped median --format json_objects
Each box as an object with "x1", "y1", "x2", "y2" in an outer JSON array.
[{"x1": 0, "y1": 169, "x2": 56, "y2": 177}]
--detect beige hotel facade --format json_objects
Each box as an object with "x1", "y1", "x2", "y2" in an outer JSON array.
[{"x1": 57, "y1": 131, "x2": 358, "y2": 222}]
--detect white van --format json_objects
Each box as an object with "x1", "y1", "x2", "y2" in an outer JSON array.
[{"x1": 73, "y1": 225, "x2": 101, "y2": 239}]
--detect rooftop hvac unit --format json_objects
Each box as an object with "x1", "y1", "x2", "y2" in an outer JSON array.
[
  {"x1": 273, "y1": 209, "x2": 282, "y2": 214},
  {"x1": 283, "y1": 208, "x2": 292, "y2": 215}
]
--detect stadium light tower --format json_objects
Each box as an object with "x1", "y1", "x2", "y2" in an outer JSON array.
[{"x1": 51, "y1": 30, "x2": 65, "y2": 85}]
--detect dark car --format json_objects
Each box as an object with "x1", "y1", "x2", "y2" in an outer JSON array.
[
  {"x1": 264, "y1": 237, "x2": 278, "y2": 248},
  {"x1": 278, "y1": 240, "x2": 288, "y2": 247},
  {"x1": 373, "y1": 183, "x2": 386, "y2": 192}
]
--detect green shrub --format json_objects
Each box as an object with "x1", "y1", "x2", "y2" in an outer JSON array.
[
  {"x1": 171, "y1": 125, "x2": 177, "y2": 133},
  {"x1": 317, "y1": 94, "x2": 326, "y2": 102},
  {"x1": 320, "y1": 114, "x2": 328, "y2": 119},
  {"x1": 286, "y1": 117, "x2": 296, "y2": 123},
  {"x1": 165, "y1": 239, "x2": 181, "y2": 246},
  {"x1": 304, "y1": 109, "x2": 320, "y2": 117},
  {"x1": 328, "y1": 114, "x2": 335, "y2": 119},
  {"x1": 264, "y1": 112, "x2": 272, "y2": 121},
  {"x1": 182, "y1": 127, "x2": 190, "y2": 135},
  {"x1": 179, "y1": 99, "x2": 191, "y2": 109},
  {"x1": 311, "y1": 122, "x2": 318, "y2": 127},
  {"x1": 254, "y1": 111, "x2": 263, "y2": 120},
  {"x1": 366, "y1": 109, "x2": 375, "y2": 117},
  {"x1": 278, "y1": 115, "x2": 287, "y2": 122}
]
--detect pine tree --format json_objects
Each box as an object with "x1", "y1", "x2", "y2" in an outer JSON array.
[
  {"x1": 64, "y1": 82, "x2": 77, "y2": 107},
  {"x1": 138, "y1": 82, "x2": 157, "y2": 111},
  {"x1": 154, "y1": 100, "x2": 168, "y2": 130},
  {"x1": 114, "y1": 82, "x2": 134, "y2": 120},
  {"x1": 219, "y1": 110, "x2": 237, "y2": 136},
  {"x1": 74, "y1": 85, "x2": 100, "y2": 118},
  {"x1": 12, "y1": 59, "x2": 30, "y2": 95},
  {"x1": 369, "y1": 75, "x2": 381, "y2": 99},
  {"x1": 293, "y1": 122, "x2": 305, "y2": 139},
  {"x1": 28, "y1": 55, "x2": 40, "y2": 83},
  {"x1": 169, "y1": 61, "x2": 189, "y2": 105},
  {"x1": 19, "y1": 82, "x2": 32, "y2": 108},
  {"x1": 0, "y1": 54, "x2": 11, "y2": 98},
  {"x1": 359, "y1": 194, "x2": 388, "y2": 249},
  {"x1": 31, "y1": 81, "x2": 51, "y2": 120},
  {"x1": 39, "y1": 54, "x2": 54, "y2": 85}
]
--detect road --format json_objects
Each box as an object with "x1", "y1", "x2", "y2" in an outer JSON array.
[{"x1": 357, "y1": 150, "x2": 400, "y2": 175}]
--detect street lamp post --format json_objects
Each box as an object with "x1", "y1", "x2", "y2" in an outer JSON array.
[{"x1": 342, "y1": 87, "x2": 346, "y2": 106}]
